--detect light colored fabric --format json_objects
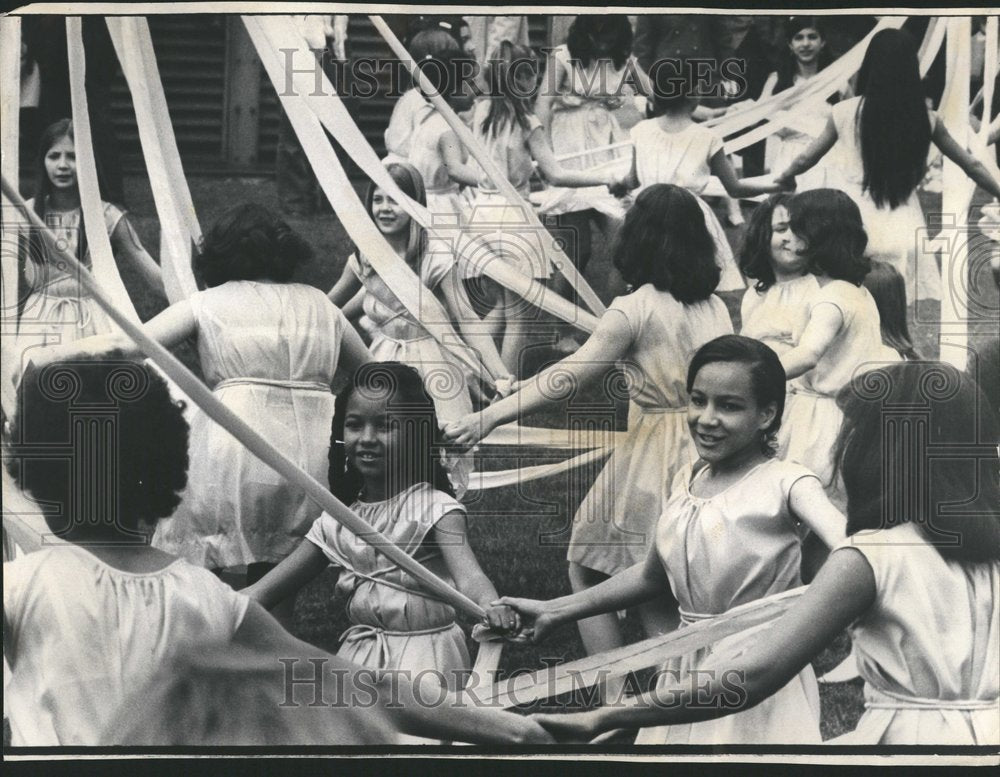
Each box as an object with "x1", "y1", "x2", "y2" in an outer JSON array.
[
  {"x1": 775, "y1": 280, "x2": 888, "y2": 511},
  {"x1": 406, "y1": 108, "x2": 471, "y2": 228},
  {"x1": 829, "y1": 96, "x2": 940, "y2": 301},
  {"x1": 740, "y1": 275, "x2": 820, "y2": 357},
  {"x1": 471, "y1": 100, "x2": 543, "y2": 197},
  {"x1": 153, "y1": 281, "x2": 347, "y2": 568},
  {"x1": 635, "y1": 458, "x2": 823, "y2": 744},
  {"x1": 568, "y1": 285, "x2": 734, "y2": 575},
  {"x1": 3, "y1": 544, "x2": 249, "y2": 746},
  {"x1": 384, "y1": 88, "x2": 434, "y2": 163},
  {"x1": 629, "y1": 120, "x2": 744, "y2": 291},
  {"x1": 832, "y1": 524, "x2": 1000, "y2": 745},
  {"x1": 305, "y1": 481, "x2": 470, "y2": 744}
]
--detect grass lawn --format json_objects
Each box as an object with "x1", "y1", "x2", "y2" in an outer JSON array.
[{"x1": 81, "y1": 169, "x2": 998, "y2": 743}]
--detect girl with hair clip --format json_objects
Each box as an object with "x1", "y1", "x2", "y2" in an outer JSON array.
[
  {"x1": 499, "y1": 335, "x2": 847, "y2": 745},
  {"x1": 775, "y1": 27, "x2": 1000, "y2": 303},
  {"x1": 441, "y1": 39, "x2": 625, "y2": 376},
  {"x1": 328, "y1": 162, "x2": 509, "y2": 495},
  {"x1": 245, "y1": 362, "x2": 519, "y2": 743},
  {"x1": 29, "y1": 203, "x2": 372, "y2": 613},
  {"x1": 445, "y1": 185, "x2": 735, "y2": 675},
  {"x1": 863, "y1": 260, "x2": 921, "y2": 362},
  {"x1": 17, "y1": 119, "x2": 164, "y2": 348},
  {"x1": 756, "y1": 17, "x2": 851, "y2": 192},
  {"x1": 775, "y1": 189, "x2": 890, "y2": 513},
  {"x1": 2, "y1": 357, "x2": 552, "y2": 746},
  {"x1": 526, "y1": 360, "x2": 999, "y2": 746}
]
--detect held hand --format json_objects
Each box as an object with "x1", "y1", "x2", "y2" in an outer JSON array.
[
  {"x1": 483, "y1": 603, "x2": 521, "y2": 636},
  {"x1": 443, "y1": 411, "x2": 490, "y2": 447},
  {"x1": 494, "y1": 596, "x2": 560, "y2": 643},
  {"x1": 774, "y1": 174, "x2": 797, "y2": 193},
  {"x1": 608, "y1": 175, "x2": 632, "y2": 198},
  {"x1": 512, "y1": 715, "x2": 558, "y2": 744},
  {"x1": 530, "y1": 711, "x2": 602, "y2": 743}
]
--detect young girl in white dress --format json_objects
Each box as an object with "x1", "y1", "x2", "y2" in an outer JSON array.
[
  {"x1": 499, "y1": 335, "x2": 847, "y2": 744},
  {"x1": 775, "y1": 28, "x2": 1000, "y2": 303},
  {"x1": 529, "y1": 361, "x2": 999, "y2": 746},
  {"x1": 620, "y1": 86, "x2": 785, "y2": 295},
  {"x1": 2, "y1": 357, "x2": 552, "y2": 747},
  {"x1": 327, "y1": 162, "x2": 509, "y2": 495},
  {"x1": 32, "y1": 204, "x2": 372, "y2": 608},
  {"x1": 776, "y1": 189, "x2": 891, "y2": 512},
  {"x1": 246, "y1": 363, "x2": 518, "y2": 742},
  {"x1": 15, "y1": 120, "x2": 163, "y2": 353},
  {"x1": 445, "y1": 185, "x2": 734, "y2": 667}
]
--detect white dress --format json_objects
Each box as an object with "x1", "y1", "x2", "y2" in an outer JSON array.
[
  {"x1": 629, "y1": 119, "x2": 745, "y2": 291},
  {"x1": 567, "y1": 284, "x2": 734, "y2": 575},
  {"x1": 740, "y1": 275, "x2": 820, "y2": 358},
  {"x1": 635, "y1": 459, "x2": 823, "y2": 744},
  {"x1": 384, "y1": 88, "x2": 433, "y2": 164},
  {"x1": 153, "y1": 281, "x2": 348, "y2": 568},
  {"x1": 829, "y1": 96, "x2": 940, "y2": 302},
  {"x1": 833, "y1": 524, "x2": 999, "y2": 744},
  {"x1": 406, "y1": 108, "x2": 472, "y2": 229},
  {"x1": 3, "y1": 545, "x2": 249, "y2": 745},
  {"x1": 776, "y1": 280, "x2": 890, "y2": 511}
]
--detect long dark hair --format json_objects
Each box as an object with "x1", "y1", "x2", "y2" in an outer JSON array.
[
  {"x1": 773, "y1": 17, "x2": 836, "y2": 96},
  {"x1": 565, "y1": 15, "x2": 633, "y2": 70},
  {"x1": 363, "y1": 162, "x2": 427, "y2": 270},
  {"x1": 856, "y1": 28, "x2": 931, "y2": 209},
  {"x1": 738, "y1": 193, "x2": 794, "y2": 291},
  {"x1": 787, "y1": 189, "x2": 870, "y2": 285},
  {"x1": 834, "y1": 361, "x2": 1000, "y2": 562},
  {"x1": 479, "y1": 40, "x2": 537, "y2": 138},
  {"x1": 612, "y1": 184, "x2": 720, "y2": 302},
  {"x1": 328, "y1": 362, "x2": 455, "y2": 503},
  {"x1": 863, "y1": 261, "x2": 919, "y2": 360}
]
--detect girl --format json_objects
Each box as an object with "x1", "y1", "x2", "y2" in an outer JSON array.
[
  {"x1": 246, "y1": 362, "x2": 518, "y2": 738},
  {"x1": 863, "y1": 260, "x2": 920, "y2": 362},
  {"x1": 2, "y1": 356, "x2": 552, "y2": 746},
  {"x1": 499, "y1": 335, "x2": 847, "y2": 744},
  {"x1": 738, "y1": 193, "x2": 819, "y2": 354},
  {"x1": 327, "y1": 162, "x2": 510, "y2": 495},
  {"x1": 620, "y1": 81, "x2": 786, "y2": 296},
  {"x1": 758, "y1": 17, "x2": 851, "y2": 192},
  {"x1": 527, "y1": 361, "x2": 999, "y2": 746},
  {"x1": 441, "y1": 40, "x2": 624, "y2": 376},
  {"x1": 30, "y1": 203, "x2": 372, "y2": 603},
  {"x1": 17, "y1": 119, "x2": 164, "y2": 347},
  {"x1": 775, "y1": 28, "x2": 1000, "y2": 303},
  {"x1": 445, "y1": 185, "x2": 734, "y2": 666},
  {"x1": 776, "y1": 189, "x2": 891, "y2": 512}
]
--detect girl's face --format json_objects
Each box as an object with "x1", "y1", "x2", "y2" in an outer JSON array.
[
  {"x1": 789, "y1": 28, "x2": 825, "y2": 66},
  {"x1": 44, "y1": 135, "x2": 77, "y2": 191},
  {"x1": 688, "y1": 361, "x2": 776, "y2": 465},
  {"x1": 370, "y1": 188, "x2": 411, "y2": 237},
  {"x1": 770, "y1": 206, "x2": 808, "y2": 275},
  {"x1": 343, "y1": 390, "x2": 400, "y2": 485}
]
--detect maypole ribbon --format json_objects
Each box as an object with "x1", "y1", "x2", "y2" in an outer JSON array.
[
  {"x1": 0, "y1": 174, "x2": 487, "y2": 623},
  {"x1": 369, "y1": 14, "x2": 607, "y2": 317}
]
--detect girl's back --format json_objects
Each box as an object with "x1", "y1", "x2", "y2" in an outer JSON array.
[
  {"x1": 3, "y1": 545, "x2": 248, "y2": 745},
  {"x1": 629, "y1": 119, "x2": 720, "y2": 194},
  {"x1": 470, "y1": 99, "x2": 542, "y2": 196}
]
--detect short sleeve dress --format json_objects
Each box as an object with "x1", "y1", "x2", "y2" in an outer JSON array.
[
  {"x1": 831, "y1": 524, "x2": 999, "y2": 744},
  {"x1": 776, "y1": 280, "x2": 891, "y2": 511},
  {"x1": 629, "y1": 119, "x2": 745, "y2": 291},
  {"x1": 384, "y1": 88, "x2": 434, "y2": 164},
  {"x1": 568, "y1": 284, "x2": 734, "y2": 576},
  {"x1": 634, "y1": 459, "x2": 823, "y2": 744},
  {"x1": 829, "y1": 96, "x2": 940, "y2": 302},
  {"x1": 3, "y1": 545, "x2": 249, "y2": 745},
  {"x1": 406, "y1": 108, "x2": 472, "y2": 227},
  {"x1": 153, "y1": 281, "x2": 349, "y2": 568}
]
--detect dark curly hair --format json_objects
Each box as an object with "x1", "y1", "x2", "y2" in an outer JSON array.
[
  {"x1": 193, "y1": 203, "x2": 312, "y2": 288},
  {"x1": 686, "y1": 335, "x2": 786, "y2": 456},
  {"x1": 328, "y1": 362, "x2": 455, "y2": 503},
  {"x1": 6, "y1": 354, "x2": 189, "y2": 538},
  {"x1": 738, "y1": 193, "x2": 795, "y2": 291},
  {"x1": 612, "y1": 184, "x2": 720, "y2": 302},
  {"x1": 787, "y1": 189, "x2": 870, "y2": 285},
  {"x1": 834, "y1": 361, "x2": 1000, "y2": 562},
  {"x1": 566, "y1": 15, "x2": 633, "y2": 70}
]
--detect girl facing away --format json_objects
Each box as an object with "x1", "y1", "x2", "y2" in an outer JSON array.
[
  {"x1": 245, "y1": 362, "x2": 518, "y2": 741},
  {"x1": 526, "y1": 360, "x2": 999, "y2": 746},
  {"x1": 775, "y1": 27, "x2": 1000, "y2": 304},
  {"x1": 2, "y1": 356, "x2": 552, "y2": 746},
  {"x1": 445, "y1": 184, "x2": 735, "y2": 679},
  {"x1": 499, "y1": 335, "x2": 847, "y2": 744},
  {"x1": 862, "y1": 260, "x2": 921, "y2": 362}
]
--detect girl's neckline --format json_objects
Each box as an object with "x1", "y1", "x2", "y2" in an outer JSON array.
[
  {"x1": 356, "y1": 481, "x2": 425, "y2": 506},
  {"x1": 65, "y1": 544, "x2": 185, "y2": 577},
  {"x1": 685, "y1": 459, "x2": 771, "y2": 501}
]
